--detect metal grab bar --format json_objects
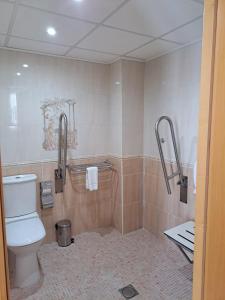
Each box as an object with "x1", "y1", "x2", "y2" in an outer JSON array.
[
  {"x1": 58, "y1": 113, "x2": 68, "y2": 184},
  {"x1": 155, "y1": 116, "x2": 184, "y2": 195},
  {"x1": 55, "y1": 113, "x2": 68, "y2": 193}
]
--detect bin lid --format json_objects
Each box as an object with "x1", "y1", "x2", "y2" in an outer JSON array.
[{"x1": 56, "y1": 219, "x2": 71, "y2": 228}]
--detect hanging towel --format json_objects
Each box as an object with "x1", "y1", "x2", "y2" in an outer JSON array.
[{"x1": 86, "y1": 167, "x2": 98, "y2": 191}]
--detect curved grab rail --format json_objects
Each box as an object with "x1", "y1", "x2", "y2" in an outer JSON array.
[{"x1": 155, "y1": 116, "x2": 184, "y2": 194}]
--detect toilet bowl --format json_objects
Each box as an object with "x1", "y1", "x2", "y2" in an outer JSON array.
[
  {"x1": 6, "y1": 213, "x2": 46, "y2": 288},
  {"x1": 3, "y1": 174, "x2": 46, "y2": 288}
]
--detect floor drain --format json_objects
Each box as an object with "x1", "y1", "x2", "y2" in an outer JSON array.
[{"x1": 119, "y1": 284, "x2": 139, "y2": 299}]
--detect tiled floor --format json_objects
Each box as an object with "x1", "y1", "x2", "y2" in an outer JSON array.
[{"x1": 11, "y1": 228, "x2": 193, "y2": 300}]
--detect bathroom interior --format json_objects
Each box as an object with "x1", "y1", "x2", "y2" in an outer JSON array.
[{"x1": 0, "y1": 0, "x2": 204, "y2": 299}]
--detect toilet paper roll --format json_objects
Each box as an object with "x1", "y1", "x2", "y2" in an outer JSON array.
[{"x1": 42, "y1": 188, "x2": 52, "y2": 195}]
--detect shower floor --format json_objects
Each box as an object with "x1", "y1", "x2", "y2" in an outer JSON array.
[{"x1": 10, "y1": 228, "x2": 193, "y2": 300}]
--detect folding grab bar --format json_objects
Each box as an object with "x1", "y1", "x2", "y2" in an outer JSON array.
[
  {"x1": 155, "y1": 116, "x2": 188, "y2": 203},
  {"x1": 55, "y1": 113, "x2": 68, "y2": 193}
]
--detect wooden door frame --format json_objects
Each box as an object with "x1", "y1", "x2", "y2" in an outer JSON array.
[
  {"x1": 0, "y1": 1, "x2": 221, "y2": 299},
  {"x1": 192, "y1": 0, "x2": 220, "y2": 299},
  {"x1": 192, "y1": 0, "x2": 218, "y2": 299},
  {"x1": 197, "y1": 0, "x2": 225, "y2": 298}
]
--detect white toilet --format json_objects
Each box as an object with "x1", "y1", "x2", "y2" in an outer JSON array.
[{"x1": 3, "y1": 174, "x2": 46, "y2": 288}]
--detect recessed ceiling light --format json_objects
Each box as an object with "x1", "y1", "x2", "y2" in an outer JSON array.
[
  {"x1": 74, "y1": 0, "x2": 83, "y2": 2},
  {"x1": 16, "y1": 72, "x2": 21, "y2": 76},
  {"x1": 22, "y1": 64, "x2": 29, "y2": 68},
  {"x1": 115, "y1": 81, "x2": 121, "y2": 85},
  {"x1": 46, "y1": 27, "x2": 56, "y2": 36}
]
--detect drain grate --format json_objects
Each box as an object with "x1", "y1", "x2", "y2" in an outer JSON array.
[{"x1": 119, "y1": 284, "x2": 139, "y2": 299}]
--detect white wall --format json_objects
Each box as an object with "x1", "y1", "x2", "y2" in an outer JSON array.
[
  {"x1": 0, "y1": 49, "x2": 110, "y2": 165},
  {"x1": 144, "y1": 42, "x2": 201, "y2": 165},
  {"x1": 122, "y1": 60, "x2": 144, "y2": 157},
  {"x1": 0, "y1": 44, "x2": 201, "y2": 166},
  {"x1": 109, "y1": 60, "x2": 144, "y2": 158},
  {"x1": 109, "y1": 61, "x2": 123, "y2": 157}
]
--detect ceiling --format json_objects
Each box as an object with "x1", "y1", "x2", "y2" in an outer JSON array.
[{"x1": 0, "y1": 0, "x2": 204, "y2": 64}]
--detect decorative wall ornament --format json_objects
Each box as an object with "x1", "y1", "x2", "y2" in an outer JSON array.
[{"x1": 41, "y1": 98, "x2": 78, "y2": 151}]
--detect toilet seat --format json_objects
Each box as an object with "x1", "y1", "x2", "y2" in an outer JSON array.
[{"x1": 6, "y1": 212, "x2": 46, "y2": 247}]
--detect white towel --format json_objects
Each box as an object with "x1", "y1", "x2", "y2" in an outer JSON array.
[{"x1": 86, "y1": 167, "x2": 98, "y2": 191}]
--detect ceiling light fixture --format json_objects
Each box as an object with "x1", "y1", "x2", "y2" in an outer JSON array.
[
  {"x1": 46, "y1": 27, "x2": 56, "y2": 36},
  {"x1": 16, "y1": 72, "x2": 21, "y2": 76},
  {"x1": 74, "y1": 0, "x2": 83, "y2": 2},
  {"x1": 22, "y1": 64, "x2": 29, "y2": 68}
]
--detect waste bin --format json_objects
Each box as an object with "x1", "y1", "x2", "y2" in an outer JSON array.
[{"x1": 55, "y1": 219, "x2": 72, "y2": 247}]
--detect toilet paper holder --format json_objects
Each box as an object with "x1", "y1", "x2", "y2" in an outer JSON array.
[{"x1": 40, "y1": 181, "x2": 54, "y2": 209}]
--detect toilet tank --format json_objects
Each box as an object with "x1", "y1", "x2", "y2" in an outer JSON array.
[{"x1": 3, "y1": 174, "x2": 37, "y2": 218}]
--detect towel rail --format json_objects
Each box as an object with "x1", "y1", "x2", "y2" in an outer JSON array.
[
  {"x1": 69, "y1": 161, "x2": 113, "y2": 175},
  {"x1": 155, "y1": 116, "x2": 188, "y2": 203}
]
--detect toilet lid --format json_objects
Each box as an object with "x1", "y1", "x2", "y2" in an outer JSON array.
[{"x1": 6, "y1": 216, "x2": 46, "y2": 247}]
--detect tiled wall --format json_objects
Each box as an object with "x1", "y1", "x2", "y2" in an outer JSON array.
[
  {"x1": 109, "y1": 61, "x2": 123, "y2": 157},
  {"x1": 0, "y1": 44, "x2": 201, "y2": 242},
  {"x1": 0, "y1": 50, "x2": 145, "y2": 242},
  {"x1": 122, "y1": 157, "x2": 143, "y2": 233},
  {"x1": 143, "y1": 42, "x2": 200, "y2": 236},
  {"x1": 143, "y1": 157, "x2": 195, "y2": 237},
  {"x1": 109, "y1": 156, "x2": 143, "y2": 234},
  {"x1": 2, "y1": 156, "x2": 115, "y2": 243},
  {"x1": 109, "y1": 60, "x2": 144, "y2": 157},
  {"x1": 0, "y1": 49, "x2": 110, "y2": 165},
  {"x1": 2, "y1": 155, "x2": 144, "y2": 241},
  {"x1": 108, "y1": 60, "x2": 144, "y2": 234},
  {"x1": 122, "y1": 60, "x2": 144, "y2": 157},
  {"x1": 144, "y1": 42, "x2": 201, "y2": 165}
]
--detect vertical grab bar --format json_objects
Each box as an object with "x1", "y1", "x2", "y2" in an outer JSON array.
[
  {"x1": 155, "y1": 116, "x2": 184, "y2": 195},
  {"x1": 55, "y1": 113, "x2": 68, "y2": 193},
  {"x1": 58, "y1": 113, "x2": 68, "y2": 184}
]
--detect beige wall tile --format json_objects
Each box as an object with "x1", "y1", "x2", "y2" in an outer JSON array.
[
  {"x1": 2, "y1": 155, "x2": 196, "y2": 241},
  {"x1": 123, "y1": 201, "x2": 143, "y2": 234},
  {"x1": 75, "y1": 201, "x2": 97, "y2": 234},
  {"x1": 143, "y1": 157, "x2": 196, "y2": 236},
  {"x1": 96, "y1": 199, "x2": 113, "y2": 228},
  {"x1": 2, "y1": 156, "x2": 116, "y2": 243},
  {"x1": 112, "y1": 204, "x2": 122, "y2": 233},
  {"x1": 123, "y1": 173, "x2": 143, "y2": 204},
  {"x1": 122, "y1": 157, "x2": 143, "y2": 175}
]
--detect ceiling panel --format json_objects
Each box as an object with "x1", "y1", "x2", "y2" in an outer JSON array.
[
  {"x1": 128, "y1": 39, "x2": 178, "y2": 60},
  {"x1": 20, "y1": 0, "x2": 124, "y2": 23},
  {"x1": 8, "y1": 37, "x2": 69, "y2": 55},
  {"x1": 104, "y1": 0, "x2": 203, "y2": 37},
  {"x1": 66, "y1": 47, "x2": 117, "y2": 63},
  {"x1": 164, "y1": 18, "x2": 203, "y2": 44},
  {"x1": 78, "y1": 26, "x2": 151, "y2": 55},
  {"x1": 11, "y1": 6, "x2": 95, "y2": 46},
  {"x1": 0, "y1": 34, "x2": 6, "y2": 46},
  {"x1": 1, "y1": 0, "x2": 204, "y2": 63},
  {"x1": 0, "y1": 1, "x2": 13, "y2": 34}
]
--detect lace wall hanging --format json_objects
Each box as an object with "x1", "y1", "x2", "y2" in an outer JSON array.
[{"x1": 41, "y1": 98, "x2": 78, "y2": 151}]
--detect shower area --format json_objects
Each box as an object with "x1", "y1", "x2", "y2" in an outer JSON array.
[{"x1": 0, "y1": 1, "x2": 203, "y2": 299}]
